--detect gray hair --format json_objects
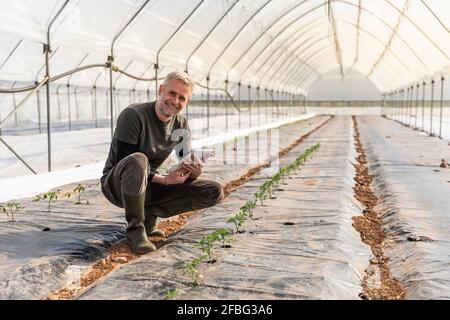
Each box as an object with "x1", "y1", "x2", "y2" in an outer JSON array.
[{"x1": 163, "y1": 71, "x2": 195, "y2": 91}]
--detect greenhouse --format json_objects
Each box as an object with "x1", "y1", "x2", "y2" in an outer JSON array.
[{"x1": 0, "y1": 0, "x2": 449, "y2": 300}]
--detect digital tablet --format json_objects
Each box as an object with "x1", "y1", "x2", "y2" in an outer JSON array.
[{"x1": 167, "y1": 149, "x2": 213, "y2": 174}]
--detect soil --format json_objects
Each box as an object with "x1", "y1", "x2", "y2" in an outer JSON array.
[
  {"x1": 351, "y1": 116, "x2": 406, "y2": 300},
  {"x1": 47, "y1": 116, "x2": 333, "y2": 300}
]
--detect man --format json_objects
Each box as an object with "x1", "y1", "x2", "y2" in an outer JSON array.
[{"x1": 100, "y1": 71, "x2": 224, "y2": 254}]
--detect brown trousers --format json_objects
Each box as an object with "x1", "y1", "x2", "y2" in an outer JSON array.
[{"x1": 100, "y1": 152, "x2": 224, "y2": 218}]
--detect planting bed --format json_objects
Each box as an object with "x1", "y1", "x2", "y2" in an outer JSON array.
[{"x1": 356, "y1": 116, "x2": 450, "y2": 299}]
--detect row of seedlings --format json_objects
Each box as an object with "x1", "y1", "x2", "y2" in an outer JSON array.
[
  {"x1": 0, "y1": 183, "x2": 97, "y2": 222},
  {"x1": 165, "y1": 143, "x2": 320, "y2": 299}
]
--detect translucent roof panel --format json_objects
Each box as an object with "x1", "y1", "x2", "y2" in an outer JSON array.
[{"x1": 0, "y1": 0, "x2": 449, "y2": 96}]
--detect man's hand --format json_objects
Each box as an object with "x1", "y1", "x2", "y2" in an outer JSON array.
[
  {"x1": 180, "y1": 154, "x2": 204, "y2": 179},
  {"x1": 164, "y1": 170, "x2": 191, "y2": 185}
]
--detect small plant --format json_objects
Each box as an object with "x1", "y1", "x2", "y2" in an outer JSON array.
[
  {"x1": 241, "y1": 200, "x2": 257, "y2": 218},
  {"x1": 195, "y1": 233, "x2": 220, "y2": 263},
  {"x1": 33, "y1": 190, "x2": 60, "y2": 212},
  {"x1": 213, "y1": 228, "x2": 234, "y2": 248},
  {"x1": 227, "y1": 211, "x2": 246, "y2": 233},
  {"x1": 177, "y1": 255, "x2": 206, "y2": 286},
  {"x1": 66, "y1": 184, "x2": 89, "y2": 204},
  {"x1": 1, "y1": 201, "x2": 24, "y2": 222},
  {"x1": 254, "y1": 190, "x2": 266, "y2": 206},
  {"x1": 164, "y1": 288, "x2": 186, "y2": 300}
]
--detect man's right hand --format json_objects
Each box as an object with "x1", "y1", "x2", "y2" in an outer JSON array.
[{"x1": 163, "y1": 170, "x2": 191, "y2": 185}]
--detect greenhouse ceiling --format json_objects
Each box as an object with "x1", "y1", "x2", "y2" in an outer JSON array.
[{"x1": 0, "y1": 0, "x2": 449, "y2": 95}]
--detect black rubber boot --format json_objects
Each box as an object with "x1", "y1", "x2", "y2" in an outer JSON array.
[
  {"x1": 123, "y1": 193, "x2": 156, "y2": 254},
  {"x1": 144, "y1": 212, "x2": 166, "y2": 237}
]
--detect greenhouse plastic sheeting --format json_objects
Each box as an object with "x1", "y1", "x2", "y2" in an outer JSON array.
[
  {"x1": 0, "y1": 116, "x2": 329, "y2": 299},
  {"x1": 0, "y1": 0, "x2": 449, "y2": 94},
  {"x1": 77, "y1": 116, "x2": 371, "y2": 300},
  {"x1": 358, "y1": 116, "x2": 450, "y2": 299}
]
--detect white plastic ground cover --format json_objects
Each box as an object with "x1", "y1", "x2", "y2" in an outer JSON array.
[
  {"x1": 0, "y1": 116, "x2": 329, "y2": 299},
  {"x1": 0, "y1": 113, "x2": 315, "y2": 202},
  {"x1": 0, "y1": 0, "x2": 449, "y2": 94},
  {"x1": 76, "y1": 116, "x2": 371, "y2": 300},
  {"x1": 357, "y1": 116, "x2": 450, "y2": 299}
]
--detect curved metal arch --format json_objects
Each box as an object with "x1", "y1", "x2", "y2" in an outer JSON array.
[
  {"x1": 255, "y1": 21, "x2": 396, "y2": 89},
  {"x1": 419, "y1": 0, "x2": 449, "y2": 34},
  {"x1": 292, "y1": 42, "x2": 400, "y2": 91},
  {"x1": 207, "y1": 0, "x2": 274, "y2": 78},
  {"x1": 383, "y1": 0, "x2": 449, "y2": 60},
  {"x1": 0, "y1": 39, "x2": 23, "y2": 71},
  {"x1": 273, "y1": 38, "x2": 372, "y2": 91},
  {"x1": 295, "y1": 46, "x2": 401, "y2": 93},
  {"x1": 249, "y1": 19, "x2": 324, "y2": 82},
  {"x1": 236, "y1": 0, "x2": 433, "y2": 90},
  {"x1": 291, "y1": 71, "x2": 322, "y2": 93},
  {"x1": 338, "y1": 19, "x2": 411, "y2": 73},
  {"x1": 185, "y1": 0, "x2": 240, "y2": 73},
  {"x1": 110, "y1": 0, "x2": 151, "y2": 60},
  {"x1": 290, "y1": 41, "x2": 402, "y2": 92},
  {"x1": 273, "y1": 18, "x2": 413, "y2": 91},
  {"x1": 258, "y1": 0, "x2": 428, "y2": 90},
  {"x1": 254, "y1": 18, "x2": 328, "y2": 84},
  {"x1": 155, "y1": 0, "x2": 205, "y2": 90},
  {"x1": 285, "y1": 44, "x2": 339, "y2": 88},
  {"x1": 294, "y1": 58, "x2": 346, "y2": 91},
  {"x1": 285, "y1": 41, "x2": 392, "y2": 92},
  {"x1": 255, "y1": 11, "x2": 402, "y2": 89},
  {"x1": 337, "y1": 39, "x2": 400, "y2": 84},
  {"x1": 66, "y1": 53, "x2": 89, "y2": 85},
  {"x1": 255, "y1": 31, "x2": 330, "y2": 87},
  {"x1": 224, "y1": 0, "x2": 310, "y2": 80},
  {"x1": 282, "y1": 47, "x2": 335, "y2": 90},
  {"x1": 133, "y1": 63, "x2": 154, "y2": 91},
  {"x1": 108, "y1": 0, "x2": 152, "y2": 138},
  {"x1": 113, "y1": 60, "x2": 133, "y2": 87},
  {"x1": 276, "y1": 37, "x2": 359, "y2": 90},
  {"x1": 272, "y1": 44, "x2": 334, "y2": 91},
  {"x1": 337, "y1": 0, "x2": 429, "y2": 73},
  {"x1": 238, "y1": 2, "x2": 325, "y2": 81}
]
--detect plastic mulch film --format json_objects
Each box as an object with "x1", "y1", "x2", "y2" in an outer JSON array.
[
  {"x1": 0, "y1": 116, "x2": 329, "y2": 300},
  {"x1": 358, "y1": 115, "x2": 450, "y2": 299},
  {"x1": 77, "y1": 116, "x2": 371, "y2": 300}
]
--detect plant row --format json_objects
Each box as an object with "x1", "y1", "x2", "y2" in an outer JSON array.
[
  {"x1": 0, "y1": 183, "x2": 98, "y2": 222},
  {"x1": 165, "y1": 143, "x2": 320, "y2": 299}
]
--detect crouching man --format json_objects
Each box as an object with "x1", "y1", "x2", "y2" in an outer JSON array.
[{"x1": 100, "y1": 71, "x2": 224, "y2": 254}]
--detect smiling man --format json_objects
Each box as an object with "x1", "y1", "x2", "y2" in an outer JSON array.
[{"x1": 100, "y1": 71, "x2": 224, "y2": 254}]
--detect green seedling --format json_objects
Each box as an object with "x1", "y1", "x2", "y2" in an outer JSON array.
[
  {"x1": 177, "y1": 255, "x2": 206, "y2": 286},
  {"x1": 164, "y1": 288, "x2": 186, "y2": 300},
  {"x1": 254, "y1": 190, "x2": 265, "y2": 206},
  {"x1": 196, "y1": 233, "x2": 220, "y2": 263},
  {"x1": 213, "y1": 228, "x2": 234, "y2": 248},
  {"x1": 227, "y1": 212, "x2": 246, "y2": 233},
  {"x1": 1, "y1": 201, "x2": 24, "y2": 222},
  {"x1": 259, "y1": 180, "x2": 273, "y2": 199},
  {"x1": 70, "y1": 184, "x2": 89, "y2": 204},
  {"x1": 33, "y1": 191, "x2": 60, "y2": 212},
  {"x1": 241, "y1": 200, "x2": 257, "y2": 218}
]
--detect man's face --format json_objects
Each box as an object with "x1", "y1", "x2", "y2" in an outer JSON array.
[{"x1": 156, "y1": 79, "x2": 192, "y2": 121}]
